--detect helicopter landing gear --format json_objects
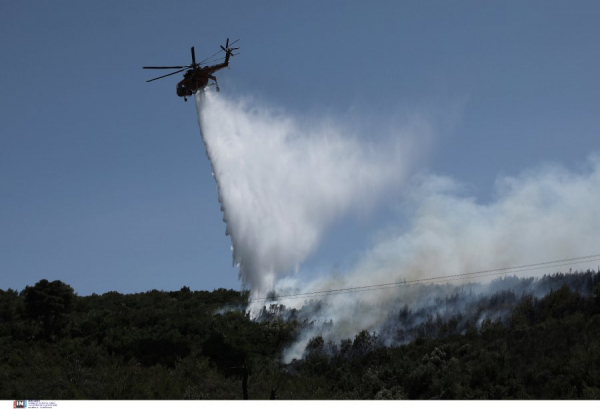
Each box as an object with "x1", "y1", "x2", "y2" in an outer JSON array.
[
  {"x1": 209, "y1": 74, "x2": 220, "y2": 92},
  {"x1": 184, "y1": 97, "x2": 187, "y2": 102}
]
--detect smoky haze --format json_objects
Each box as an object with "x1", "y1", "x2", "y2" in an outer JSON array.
[{"x1": 273, "y1": 155, "x2": 600, "y2": 360}]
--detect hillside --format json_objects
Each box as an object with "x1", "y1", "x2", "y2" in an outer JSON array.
[{"x1": 1, "y1": 271, "x2": 600, "y2": 399}]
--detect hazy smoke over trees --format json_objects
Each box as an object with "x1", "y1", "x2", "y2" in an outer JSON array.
[{"x1": 273, "y1": 154, "x2": 600, "y2": 359}]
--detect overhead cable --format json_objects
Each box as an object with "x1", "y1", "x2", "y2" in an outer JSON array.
[{"x1": 247, "y1": 253, "x2": 600, "y2": 304}]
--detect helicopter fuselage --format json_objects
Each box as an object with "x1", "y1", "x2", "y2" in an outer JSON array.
[
  {"x1": 176, "y1": 61, "x2": 228, "y2": 97},
  {"x1": 176, "y1": 70, "x2": 207, "y2": 97}
]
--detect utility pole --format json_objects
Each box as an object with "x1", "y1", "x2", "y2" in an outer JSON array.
[
  {"x1": 230, "y1": 363, "x2": 249, "y2": 400},
  {"x1": 242, "y1": 364, "x2": 248, "y2": 400}
]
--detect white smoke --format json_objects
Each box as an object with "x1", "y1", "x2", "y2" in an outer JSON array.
[
  {"x1": 277, "y1": 154, "x2": 600, "y2": 361},
  {"x1": 195, "y1": 91, "x2": 428, "y2": 312},
  {"x1": 352, "y1": 156, "x2": 600, "y2": 285}
]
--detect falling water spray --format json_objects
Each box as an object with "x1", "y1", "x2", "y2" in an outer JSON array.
[{"x1": 194, "y1": 90, "x2": 422, "y2": 314}]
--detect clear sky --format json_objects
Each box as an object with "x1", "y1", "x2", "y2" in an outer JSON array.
[{"x1": 1, "y1": 1, "x2": 599, "y2": 295}]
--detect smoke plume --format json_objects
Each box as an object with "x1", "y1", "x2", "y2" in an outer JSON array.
[{"x1": 276, "y1": 154, "x2": 600, "y2": 360}]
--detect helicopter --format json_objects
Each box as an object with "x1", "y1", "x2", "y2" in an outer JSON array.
[{"x1": 143, "y1": 38, "x2": 239, "y2": 101}]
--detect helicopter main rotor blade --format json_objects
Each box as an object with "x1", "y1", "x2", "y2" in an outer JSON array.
[
  {"x1": 191, "y1": 46, "x2": 196, "y2": 66},
  {"x1": 199, "y1": 49, "x2": 223, "y2": 66},
  {"x1": 146, "y1": 68, "x2": 187, "y2": 82},
  {"x1": 143, "y1": 66, "x2": 189, "y2": 69}
]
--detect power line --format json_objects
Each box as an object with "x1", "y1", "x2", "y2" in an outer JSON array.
[
  {"x1": 247, "y1": 253, "x2": 600, "y2": 304},
  {"x1": 257, "y1": 258, "x2": 600, "y2": 302}
]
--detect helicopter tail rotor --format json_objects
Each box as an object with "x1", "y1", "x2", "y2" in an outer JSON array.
[{"x1": 220, "y1": 38, "x2": 240, "y2": 57}]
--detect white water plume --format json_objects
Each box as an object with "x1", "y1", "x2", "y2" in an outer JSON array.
[{"x1": 195, "y1": 91, "x2": 427, "y2": 311}]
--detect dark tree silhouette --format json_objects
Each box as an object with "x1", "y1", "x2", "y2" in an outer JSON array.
[{"x1": 21, "y1": 279, "x2": 74, "y2": 339}]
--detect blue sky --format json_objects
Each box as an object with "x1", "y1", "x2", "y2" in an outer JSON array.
[{"x1": 1, "y1": 1, "x2": 599, "y2": 295}]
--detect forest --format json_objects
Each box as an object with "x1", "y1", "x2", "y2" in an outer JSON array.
[{"x1": 1, "y1": 270, "x2": 600, "y2": 399}]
